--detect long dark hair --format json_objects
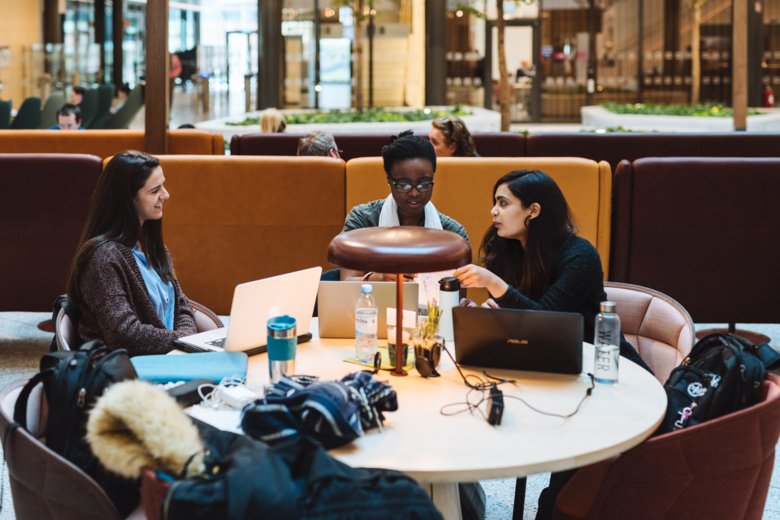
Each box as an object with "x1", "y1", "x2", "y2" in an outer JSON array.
[
  {"x1": 480, "y1": 170, "x2": 575, "y2": 299},
  {"x1": 68, "y1": 151, "x2": 172, "y2": 307}
]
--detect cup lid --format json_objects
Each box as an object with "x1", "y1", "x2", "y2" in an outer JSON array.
[{"x1": 439, "y1": 276, "x2": 460, "y2": 291}]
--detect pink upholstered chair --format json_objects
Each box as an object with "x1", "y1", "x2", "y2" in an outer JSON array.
[
  {"x1": 0, "y1": 378, "x2": 146, "y2": 520},
  {"x1": 553, "y1": 373, "x2": 780, "y2": 520},
  {"x1": 605, "y1": 281, "x2": 695, "y2": 384}
]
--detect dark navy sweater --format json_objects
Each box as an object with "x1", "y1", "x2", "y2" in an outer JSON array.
[{"x1": 493, "y1": 235, "x2": 650, "y2": 372}]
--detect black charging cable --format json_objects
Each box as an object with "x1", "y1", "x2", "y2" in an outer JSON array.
[{"x1": 439, "y1": 345, "x2": 596, "y2": 424}]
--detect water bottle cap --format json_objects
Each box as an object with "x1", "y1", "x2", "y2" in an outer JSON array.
[
  {"x1": 361, "y1": 284, "x2": 372, "y2": 294},
  {"x1": 600, "y1": 301, "x2": 616, "y2": 313},
  {"x1": 439, "y1": 276, "x2": 460, "y2": 291}
]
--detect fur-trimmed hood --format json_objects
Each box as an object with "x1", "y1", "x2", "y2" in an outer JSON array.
[{"x1": 86, "y1": 379, "x2": 204, "y2": 479}]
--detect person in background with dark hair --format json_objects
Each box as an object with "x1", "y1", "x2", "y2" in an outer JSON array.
[
  {"x1": 453, "y1": 170, "x2": 650, "y2": 520},
  {"x1": 71, "y1": 85, "x2": 86, "y2": 106},
  {"x1": 429, "y1": 116, "x2": 478, "y2": 157},
  {"x1": 111, "y1": 82, "x2": 132, "y2": 113},
  {"x1": 297, "y1": 131, "x2": 340, "y2": 158},
  {"x1": 177, "y1": 123, "x2": 196, "y2": 129},
  {"x1": 340, "y1": 130, "x2": 469, "y2": 281},
  {"x1": 67, "y1": 151, "x2": 197, "y2": 355},
  {"x1": 50, "y1": 103, "x2": 84, "y2": 130}
]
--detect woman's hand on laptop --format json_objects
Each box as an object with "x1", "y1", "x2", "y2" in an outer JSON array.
[{"x1": 481, "y1": 298, "x2": 500, "y2": 309}]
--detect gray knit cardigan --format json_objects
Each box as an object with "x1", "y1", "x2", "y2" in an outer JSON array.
[{"x1": 77, "y1": 240, "x2": 197, "y2": 355}]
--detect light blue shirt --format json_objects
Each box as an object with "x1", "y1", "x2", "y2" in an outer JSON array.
[{"x1": 132, "y1": 245, "x2": 175, "y2": 329}]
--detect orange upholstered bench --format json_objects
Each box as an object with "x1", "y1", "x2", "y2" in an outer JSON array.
[
  {"x1": 345, "y1": 156, "x2": 612, "y2": 277},
  {"x1": 0, "y1": 129, "x2": 225, "y2": 157},
  {"x1": 157, "y1": 156, "x2": 346, "y2": 313}
]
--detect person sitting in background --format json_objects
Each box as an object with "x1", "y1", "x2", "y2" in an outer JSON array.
[
  {"x1": 428, "y1": 116, "x2": 478, "y2": 157},
  {"x1": 71, "y1": 85, "x2": 86, "y2": 106},
  {"x1": 110, "y1": 82, "x2": 132, "y2": 114},
  {"x1": 67, "y1": 151, "x2": 197, "y2": 355},
  {"x1": 50, "y1": 104, "x2": 84, "y2": 130},
  {"x1": 341, "y1": 130, "x2": 469, "y2": 281},
  {"x1": 297, "y1": 131, "x2": 341, "y2": 158},
  {"x1": 260, "y1": 108, "x2": 286, "y2": 133}
]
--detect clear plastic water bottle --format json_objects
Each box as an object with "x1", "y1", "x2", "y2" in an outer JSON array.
[
  {"x1": 594, "y1": 301, "x2": 620, "y2": 384},
  {"x1": 355, "y1": 284, "x2": 378, "y2": 363}
]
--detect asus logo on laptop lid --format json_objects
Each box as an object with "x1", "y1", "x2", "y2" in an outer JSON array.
[{"x1": 507, "y1": 339, "x2": 529, "y2": 345}]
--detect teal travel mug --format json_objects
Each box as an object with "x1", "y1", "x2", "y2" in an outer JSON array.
[{"x1": 267, "y1": 315, "x2": 297, "y2": 383}]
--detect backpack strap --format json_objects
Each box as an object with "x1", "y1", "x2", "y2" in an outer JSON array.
[
  {"x1": 755, "y1": 343, "x2": 780, "y2": 371},
  {"x1": 728, "y1": 334, "x2": 780, "y2": 371},
  {"x1": 13, "y1": 370, "x2": 50, "y2": 429}
]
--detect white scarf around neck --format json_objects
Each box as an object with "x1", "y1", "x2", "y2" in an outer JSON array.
[{"x1": 377, "y1": 194, "x2": 443, "y2": 230}]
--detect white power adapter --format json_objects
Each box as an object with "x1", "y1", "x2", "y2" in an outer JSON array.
[{"x1": 212, "y1": 384, "x2": 260, "y2": 410}]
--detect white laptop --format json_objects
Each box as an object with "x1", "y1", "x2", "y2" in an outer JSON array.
[
  {"x1": 176, "y1": 266, "x2": 322, "y2": 356},
  {"x1": 317, "y1": 281, "x2": 419, "y2": 339}
]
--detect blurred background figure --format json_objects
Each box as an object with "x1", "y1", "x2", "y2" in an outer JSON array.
[
  {"x1": 71, "y1": 85, "x2": 86, "y2": 106},
  {"x1": 260, "y1": 108, "x2": 286, "y2": 133},
  {"x1": 50, "y1": 103, "x2": 83, "y2": 130},
  {"x1": 297, "y1": 131, "x2": 340, "y2": 158},
  {"x1": 429, "y1": 116, "x2": 478, "y2": 157}
]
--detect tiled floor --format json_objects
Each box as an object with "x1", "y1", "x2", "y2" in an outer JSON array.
[{"x1": 0, "y1": 313, "x2": 778, "y2": 519}]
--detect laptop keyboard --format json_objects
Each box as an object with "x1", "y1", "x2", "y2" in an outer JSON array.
[{"x1": 206, "y1": 337, "x2": 226, "y2": 348}]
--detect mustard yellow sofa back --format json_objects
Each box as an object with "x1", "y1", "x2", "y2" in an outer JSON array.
[
  {"x1": 345, "y1": 157, "x2": 612, "y2": 276},
  {"x1": 0, "y1": 130, "x2": 224, "y2": 157},
  {"x1": 158, "y1": 156, "x2": 345, "y2": 313}
]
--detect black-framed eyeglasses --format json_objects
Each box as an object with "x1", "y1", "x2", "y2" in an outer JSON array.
[{"x1": 389, "y1": 178, "x2": 435, "y2": 193}]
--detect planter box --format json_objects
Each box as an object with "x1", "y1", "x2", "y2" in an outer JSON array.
[
  {"x1": 196, "y1": 106, "x2": 501, "y2": 140},
  {"x1": 581, "y1": 105, "x2": 780, "y2": 132}
]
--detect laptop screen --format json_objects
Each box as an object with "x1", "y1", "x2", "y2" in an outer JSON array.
[{"x1": 452, "y1": 307, "x2": 583, "y2": 375}]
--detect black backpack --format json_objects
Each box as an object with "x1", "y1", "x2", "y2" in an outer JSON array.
[
  {"x1": 13, "y1": 340, "x2": 140, "y2": 516},
  {"x1": 657, "y1": 332, "x2": 780, "y2": 434}
]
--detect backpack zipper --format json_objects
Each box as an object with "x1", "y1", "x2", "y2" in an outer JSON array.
[{"x1": 77, "y1": 349, "x2": 126, "y2": 408}]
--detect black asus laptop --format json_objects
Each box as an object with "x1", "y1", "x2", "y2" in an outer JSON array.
[{"x1": 452, "y1": 307, "x2": 584, "y2": 375}]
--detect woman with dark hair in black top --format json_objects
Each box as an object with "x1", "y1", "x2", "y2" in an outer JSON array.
[
  {"x1": 454, "y1": 169, "x2": 647, "y2": 368},
  {"x1": 454, "y1": 170, "x2": 650, "y2": 519}
]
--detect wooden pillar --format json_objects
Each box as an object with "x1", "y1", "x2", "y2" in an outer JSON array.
[
  {"x1": 747, "y1": 0, "x2": 764, "y2": 106},
  {"x1": 43, "y1": 0, "x2": 62, "y2": 45},
  {"x1": 425, "y1": 0, "x2": 446, "y2": 106},
  {"x1": 145, "y1": 0, "x2": 169, "y2": 154},
  {"x1": 258, "y1": 0, "x2": 283, "y2": 109},
  {"x1": 112, "y1": 0, "x2": 124, "y2": 88},
  {"x1": 95, "y1": 0, "x2": 106, "y2": 78},
  {"x1": 733, "y1": 0, "x2": 748, "y2": 130}
]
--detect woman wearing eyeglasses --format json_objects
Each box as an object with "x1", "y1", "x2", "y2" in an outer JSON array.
[
  {"x1": 341, "y1": 131, "x2": 469, "y2": 281},
  {"x1": 429, "y1": 116, "x2": 479, "y2": 157}
]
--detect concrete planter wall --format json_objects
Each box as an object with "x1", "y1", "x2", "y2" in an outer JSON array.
[
  {"x1": 581, "y1": 105, "x2": 780, "y2": 132},
  {"x1": 196, "y1": 106, "x2": 501, "y2": 140}
]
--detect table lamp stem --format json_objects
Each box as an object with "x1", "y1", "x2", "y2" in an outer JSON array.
[{"x1": 392, "y1": 273, "x2": 407, "y2": 376}]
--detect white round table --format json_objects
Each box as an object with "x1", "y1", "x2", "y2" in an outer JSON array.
[{"x1": 243, "y1": 320, "x2": 667, "y2": 519}]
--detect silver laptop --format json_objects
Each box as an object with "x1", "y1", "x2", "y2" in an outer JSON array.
[
  {"x1": 317, "y1": 281, "x2": 419, "y2": 339},
  {"x1": 452, "y1": 307, "x2": 583, "y2": 375},
  {"x1": 176, "y1": 266, "x2": 322, "y2": 356}
]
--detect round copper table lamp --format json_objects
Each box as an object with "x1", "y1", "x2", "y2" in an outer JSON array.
[{"x1": 328, "y1": 227, "x2": 472, "y2": 375}]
